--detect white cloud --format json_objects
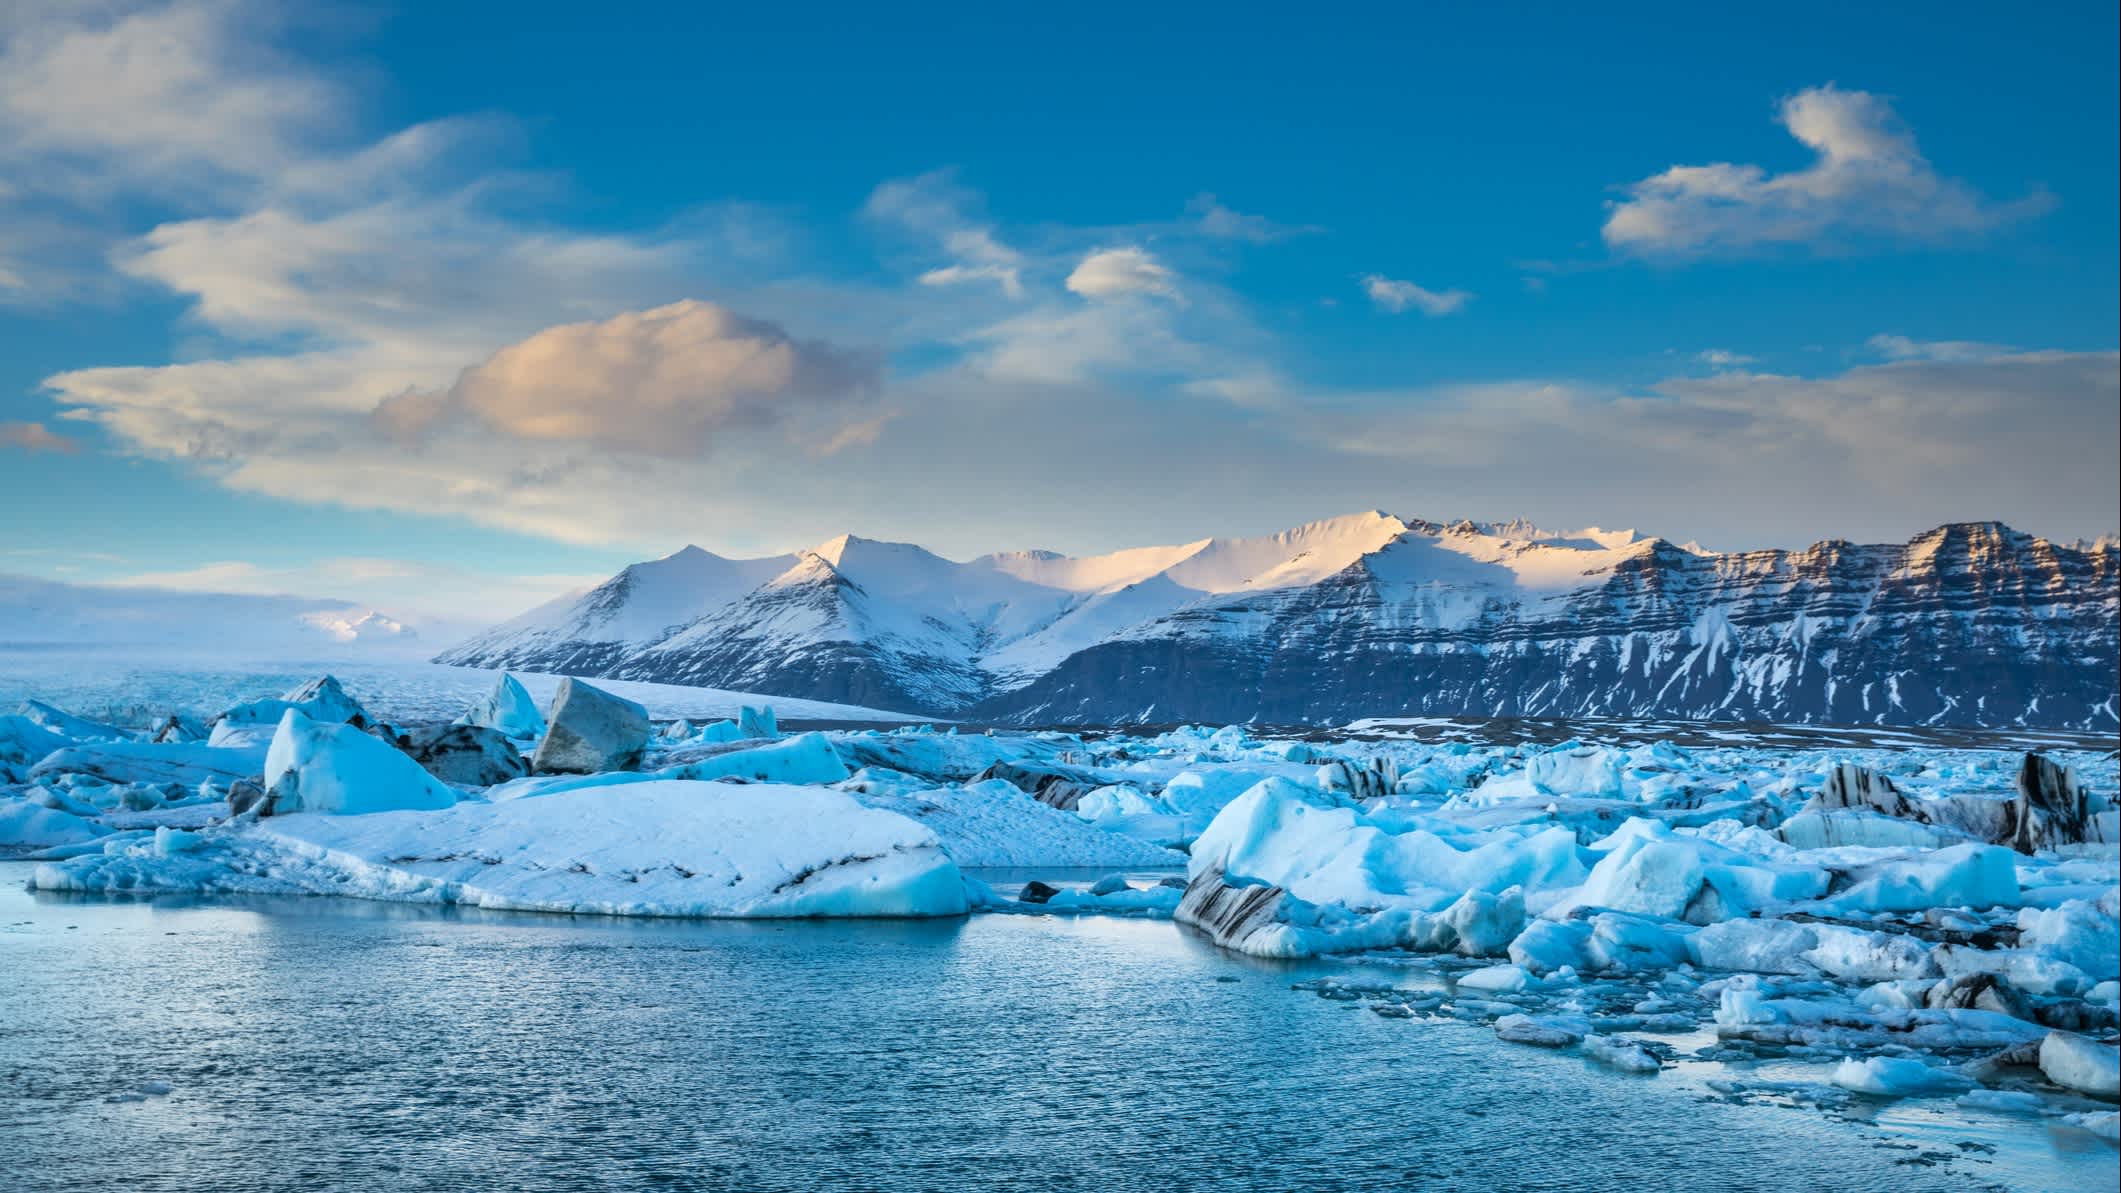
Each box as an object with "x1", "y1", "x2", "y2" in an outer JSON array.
[
  {"x1": 1864, "y1": 333, "x2": 2014, "y2": 362},
  {"x1": 1066, "y1": 247, "x2": 1180, "y2": 302},
  {"x1": 1697, "y1": 348, "x2": 1755, "y2": 368},
  {"x1": 0, "y1": 0, "x2": 339, "y2": 199},
  {"x1": 1184, "y1": 193, "x2": 1315, "y2": 242},
  {"x1": 917, "y1": 263, "x2": 1023, "y2": 297},
  {"x1": 1361, "y1": 274, "x2": 1471, "y2": 315},
  {"x1": 1604, "y1": 84, "x2": 2051, "y2": 258},
  {"x1": 865, "y1": 170, "x2": 1024, "y2": 297}
]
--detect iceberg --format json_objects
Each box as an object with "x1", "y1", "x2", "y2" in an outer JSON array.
[
  {"x1": 454, "y1": 672, "x2": 546, "y2": 740},
  {"x1": 263, "y1": 710, "x2": 458, "y2": 816},
  {"x1": 33, "y1": 781, "x2": 969, "y2": 919},
  {"x1": 532, "y1": 678, "x2": 651, "y2": 774}
]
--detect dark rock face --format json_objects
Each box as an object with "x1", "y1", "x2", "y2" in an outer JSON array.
[
  {"x1": 982, "y1": 524, "x2": 2118, "y2": 729},
  {"x1": 406, "y1": 725, "x2": 529, "y2": 787},
  {"x1": 440, "y1": 521, "x2": 2119, "y2": 730}
]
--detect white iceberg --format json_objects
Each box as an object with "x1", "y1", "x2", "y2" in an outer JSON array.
[
  {"x1": 34, "y1": 781, "x2": 970, "y2": 919},
  {"x1": 454, "y1": 672, "x2": 546, "y2": 740},
  {"x1": 263, "y1": 710, "x2": 458, "y2": 816}
]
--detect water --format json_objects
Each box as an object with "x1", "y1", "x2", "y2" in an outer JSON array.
[{"x1": 2, "y1": 865, "x2": 2110, "y2": 1193}]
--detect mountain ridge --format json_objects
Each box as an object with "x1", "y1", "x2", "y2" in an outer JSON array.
[{"x1": 434, "y1": 515, "x2": 2120, "y2": 729}]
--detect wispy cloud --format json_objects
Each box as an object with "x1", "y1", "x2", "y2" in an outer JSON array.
[
  {"x1": 1361, "y1": 274, "x2": 1472, "y2": 316},
  {"x1": 1603, "y1": 84, "x2": 2052, "y2": 259},
  {"x1": 1864, "y1": 333, "x2": 2015, "y2": 363},
  {"x1": 0, "y1": 421, "x2": 80, "y2": 453},
  {"x1": 1696, "y1": 348, "x2": 1756, "y2": 369},
  {"x1": 865, "y1": 169, "x2": 1024, "y2": 297}
]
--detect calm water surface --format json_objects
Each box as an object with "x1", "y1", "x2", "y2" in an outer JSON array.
[{"x1": 2, "y1": 863, "x2": 2111, "y2": 1192}]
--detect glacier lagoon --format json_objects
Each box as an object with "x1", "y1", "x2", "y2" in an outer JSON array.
[
  {"x1": 4, "y1": 658, "x2": 2117, "y2": 1192},
  {"x1": 5, "y1": 865, "x2": 2115, "y2": 1193}
]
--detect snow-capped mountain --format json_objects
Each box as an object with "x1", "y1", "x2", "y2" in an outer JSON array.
[{"x1": 434, "y1": 514, "x2": 2120, "y2": 729}]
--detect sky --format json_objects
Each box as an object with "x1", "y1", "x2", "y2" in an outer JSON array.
[{"x1": 1, "y1": 0, "x2": 2116, "y2": 629}]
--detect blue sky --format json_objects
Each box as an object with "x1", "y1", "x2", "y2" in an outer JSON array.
[{"x1": 2, "y1": 0, "x2": 2116, "y2": 627}]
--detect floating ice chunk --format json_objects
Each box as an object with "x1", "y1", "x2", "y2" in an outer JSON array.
[
  {"x1": 1955, "y1": 1088, "x2": 2046, "y2": 1114},
  {"x1": 1777, "y1": 810, "x2": 1968, "y2": 851},
  {"x1": 1494, "y1": 1013, "x2": 1582, "y2": 1047},
  {"x1": 1423, "y1": 887, "x2": 1526, "y2": 958},
  {"x1": 1191, "y1": 778, "x2": 1586, "y2": 915},
  {"x1": 664, "y1": 734, "x2": 849, "y2": 785},
  {"x1": 0, "y1": 799, "x2": 109, "y2": 848},
  {"x1": 851, "y1": 780, "x2": 1183, "y2": 869},
  {"x1": 28, "y1": 740, "x2": 267, "y2": 788},
  {"x1": 1822, "y1": 844, "x2": 2020, "y2": 913},
  {"x1": 218, "y1": 675, "x2": 368, "y2": 728},
  {"x1": 1509, "y1": 920, "x2": 1593, "y2": 975},
  {"x1": 1164, "y1": 769, "x2": 1283, "y2": 824},
  {"x1": 1582, "y1": 913, "x2": 1692, "y2": 973},
  {"x1": 1582, "y1": 1035, "x2": 1661, "y2": 1073},
  {"x1": 454, "y1": 673, "x2": 545, "y2": 739},
  {"x1": 263, "y1": 710, "x2": 457, "y2": 816},
  {"x1": 17, "y1": 700, "x2": 135, "y2": 743},
  {"x1": 1527, "y1": 744, "x2": 1625, "y2": 798},
  {"x1": 532, "y1": 679, "x2": 650, "y2": 775},
  {"x1": 39, "y1": 781, "x2": 969, "y2": 919},
  {"x1": 2039, "y1": 1031, "x2": 2120, "y2": 1099},
  {"x1": 2060, "y1": 1110, "x2": 2119, "y2": 1142},
  {"x1": 405, "y1": 725, "x2": 528, "y2": 787},
  {"x1": 1459, "y1": 963, "x2": 1533, "y2": 993},
  {"x1": 1830, "y1": 1056, "x2": 1975, "y2": 1097},
  {"x1": 696, "y1": 719, "x2": 744, "y2": 744},
  {"x1": 1567, "y1": 829, "x2": 1704, "y2": 919},
  {"x1": 1803, "y1": 924, "x2": 1938, "y2": 982},
  {"x1": 0, "y1": 713, "x2": 72, "y2": 768},
  {"x1": 737, "y1": 705, "x2": 779, "y2": 740},
  {"x1": 2017, "y1": 899, "x2": 2120, "y2": 983}
]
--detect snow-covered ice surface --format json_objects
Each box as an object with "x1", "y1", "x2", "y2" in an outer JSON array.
[{"x1": 6, "y1": 661, "x2": 2118, "y2": 1180}]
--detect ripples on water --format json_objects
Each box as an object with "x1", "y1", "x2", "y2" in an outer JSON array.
[{"x1": 2, "y1": 866, "x2": 2110, "y2": 1193}]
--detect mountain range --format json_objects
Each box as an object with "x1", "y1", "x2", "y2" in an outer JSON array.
[{"x1": 434, "y1": 513, "x2": 2121, "y2": 730}]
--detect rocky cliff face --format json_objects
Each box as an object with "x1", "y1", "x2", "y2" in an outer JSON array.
[
  {"x1": 982, "y1": 522, "x2": 2117, "y2": 727},
  {"x1": 437, "y1": 518, "x2": 2119, "y2": 729}
]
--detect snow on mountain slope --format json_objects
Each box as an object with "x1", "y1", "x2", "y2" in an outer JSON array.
[
  {"x1": 439, "y1": 516, "x2": 2120, "y2": 729},
  {"x1": 434, "y1": 544, "x2": 795, "y2": 674}
]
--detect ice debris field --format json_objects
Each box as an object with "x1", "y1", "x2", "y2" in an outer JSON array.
[{"x1": 4, "y1": 670, "x2": 2116, "y2": 1144}]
